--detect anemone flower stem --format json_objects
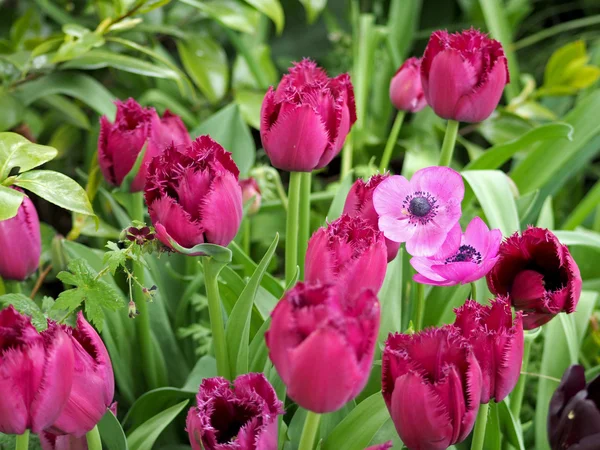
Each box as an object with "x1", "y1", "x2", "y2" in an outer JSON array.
[
  {"x1": 379, "y1": 111, "x2": 405, "y2": 172},
  {"x1": 298, "y1": 411, "x2": 321, "y2": 450},
  {"x1": 471, "y1": 402, "x2": 490, "y2": 450},
  {"x1": 414, "y1": 282, "x2": 425, "y2": 331},
  {"x1": 15, "y1": 430, "x2": 29, "y2": 450},
  {"x1": 286, "y1": 172, "x2": 302, "y2": 285},
  {"x1": 438, "y1": 119, "x2": 460, "y2": 167},
  {"x1": 203, "y1": 256, "x2": 231, "y2": 380},
  {"x1": 298, "y1": 172, "x2": 312, "y2": 280},
  {"x1": 86, "y1": 425, "x2": 102, "y2": 450},
  {"x1": 509, "y1": 337, "x2": 533, "y2": 420},
  {"x1": 470, "y1": 282, "x2": 477, "y2": 301}
]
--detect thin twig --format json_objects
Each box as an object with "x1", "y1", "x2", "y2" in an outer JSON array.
[{"x1": 30, "y1": 265, "x2": 53, "y2": 299}]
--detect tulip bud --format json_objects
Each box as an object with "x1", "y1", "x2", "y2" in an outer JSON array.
[
  {"x1": 240, "y1": 177, "x2": 262, "y2": 215},
  {"x1": 382, "y1": 327, "x2": 482, "y2": 449},
  {"x1": 453, "y1": 297, "x2": 524, "y2": 403},
  {"x1": 145, "y1": 136, "x2": 243, "y2": 253},
  {"x1": 486, "y1": 226, "x2": 582, "y2": 330},
  {"x1": 0, "y1": 190, "x2": 41, "y2": 281},
  {"x1": 421, "y1": 29, "x2": 509, "y2": 122},
  {"x1": 0, "y1": 306, "x2": 74, "y2": 435},
  {"x1": 260, "y1": 59, "x2": 356, "y2": 172},
  {"x1": 186, "y1": 373, "x2": 283, "y2": 450},
  {"x1": 548, "y1": 365, "x2": 600, "y2": 450},
  {"x1": 343, "y1": 174, "x2": 401, "y2": 262},
  {"x1": 389, "y1": 57, "x2": 427, "y2": 113},
  {"x1": 305, "y1": 215, "x2": 387, "y2": 295},
  {"x1": 266, "y1": 283, "x2": 380, "y2": 413},
  {"x1": 98, "y1": 99, "x2": 191, "y2": 192}
]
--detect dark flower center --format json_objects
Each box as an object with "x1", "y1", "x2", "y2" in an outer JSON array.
[
  {"x1": 403, "y1": 192, "x2": 439, "y2": 225},
  {"x1": 211, "y1": 399, "x2": 258, "y2": 444},
  {"x1": 409, "y1": 197, "x2": 432, "y2": 217},
  {"x1": 445, "y1": 245, "x2": 482, "y2": 264}
]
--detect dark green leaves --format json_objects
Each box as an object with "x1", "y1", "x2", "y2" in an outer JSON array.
[{"x1": 0, "y1": 132, "x2": 57, "y2": 180}]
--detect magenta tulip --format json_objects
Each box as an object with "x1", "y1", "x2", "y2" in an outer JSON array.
[
  {"x1": 266, "y1": 283, "x2": 380, "y2": 413},
  {"x1": 240, "y1": 177, "x2": 262, "y2": 215},
  {"x1": 343, "y1": 174, "x2": 401, "y2": 262},
  {"x1": 260, "y1": 59, "x2": 356, "y2": 172},
  {"x1": 186, "y1": 373, "x2": 283, "y2": 450},
  {"x1": 0, "y1": 190, "x2": 41, "y2": 281},
  {"x1": 454, "y1": 298, "x2": 524, "y2": 403},
  {"x1": 305, "y1": 215, "x2": 387, "y2": 295},
  {"x1": 99, "y1": 99, "x2": 191, "y2": 192},
  {"x1": 382, "y1": 327, "x2": 482, "y2": 449},
  {"x1": 486, "y1": 227, "x2": 582, "y2": 329},
  {"x1": 0, "y1": 306, "x2": 74, "y2": 435},
  {"x1": 421, "y1": 29, "x2": 509, "y2": 122},
  {"x1": 390, "y1": 57, "x2": 427, "y2": 113},
  {"x1": 145, "y1": 136, "x2": 243, "y2": 252}
]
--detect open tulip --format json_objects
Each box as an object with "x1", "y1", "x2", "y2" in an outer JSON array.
[
  {"x1": 266, "y1": 283, "x2": 380, "y2": 413},
  {"x1": 453, "y1": 297, "x2": 524, "y2": 403},
  {"x1": 390, "y1": 57, "x2": 427, "y2": 113},
  {"x1": 486, "y1": 226, "x2": 582, "y2": 329},
  {"x1": 305, "y1": 214, "x2": 387, "y2": 295},
  {"x1": 99, "y1": 99, "x2": 191, "y2": 192},
  {"x1": 240, "y1": 177, "x2": 262, "y2": 215},
  {"x1": 260, "y1": 59, "x2": 356, "y2": 172},
  {"x1": 145, "y1": 136, "x2": 243, "y2": 252},
  {"x1": 0, "y1": 190, "x2": 41, "y2": 281},
  {"x1": 382, "y1": 327, "x2": 482, "y2": 450},
  {"x1": 343, "y1": 174, "x2": 401, "y2": 262},
  {"x1": 186, "y1": 373, "x2": 283, "y2": 450},
  {"x1": 0, "y1": 306, "x2": 74, "y2": 435},
  {"x1": 421, "y1": 29, "x2": 509, "y2": 122}
]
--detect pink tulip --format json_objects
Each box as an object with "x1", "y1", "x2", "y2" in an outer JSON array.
[
  {"x1": 454, "y1": 298, "x2": 524, "y2": 403},
  {"x1": 0, "y1": 190, "x2": 41, "y2": 281},
  {"x1": 260, "y1": 59, "x2": 356, "y2": 172},
  {"x1": 186, "y1": 373, "x2": 283, "y2": 450},
  {"x1": 382, "y1": 327, "x2": 482, "y2": 449},
  {"x1": 421, "y1": 29, "x2": 509, "y2": 122},
  {"x1": 145, "y1": 136, "x2": 243, "y2": 252},
  {"x1": 411, "y1": 217, "x2": 502, "y2": 286},
  {"x1": 343, "y1": 174, "x2": 401, "y2": 262},
  {"x1": 305, "y1": 215, "x2": 387, "y2": 295},
  {"x1": 98, "y1": 99, "x2": 191, "y2": 192},
  {"x1": 266, "y1": 283, "x2": 380, "y2": 413},
  {"x1": 240, "y1": 177, "x2": 262, "y2": 215},
  {"x1": 390, "y1": 57, "x2": 427, "y2": 113},
  {"x1": 0, "y1": 306, "x2": 74, "y2": 435}
]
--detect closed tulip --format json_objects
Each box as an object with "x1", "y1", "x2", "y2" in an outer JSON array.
[
  {"x1": 266, "y1": 283, "x2": 380, "y2": 413},
  {"x1": 145, "y1": 136, "x2": 243, "y2": 252},
  {"x1": 390, "y1": 57, "x2": 427, "y2": 113},
  {"x1": 305, "y1": 215, "x2": 387, "y2": 295},
  {"x1": 0, "y1": 306, "x2": 74, "y2": 435},
  {"x1": 0, "y1": 190, "x2": 41, "y2": 281},
  {"x1": 260, "y1": 59, "x2": 356, "y2": 172},
  {"x1": 186, "y1": 373, "x2": 283, "y2": 450},
  {"x1": 240, "y1": 177, "x2": 262, "y2": 215},
  {"x1": 382, "y1": 327, "x2": 482, "y2": 450},
  {"x1": 99, "y1": 99, "x2": 191, "y2": 192},
  {"x1": 486, "y1": 226, "x2": 582, "y2": 329},
  {"x1": 421, "y1": 29, "x2": 509, "y2": 122}
]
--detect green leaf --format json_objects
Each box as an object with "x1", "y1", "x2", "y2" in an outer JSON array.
[
  {"x1": 229, "y1": 241, "x2": 284, "y2": 299},
  {"x1": 423, "y1": 284, "x2": 471, "y2": 327},
  {"x1": 544, "y1": 41, "x2": 587, "y2": 87},
  {"x1": 234, "y1": 89, "x2": 263, "y2": 129},
  {"x1": 0, "y1": 293, "x2": 47, "y2": 331},
  {"x1": 0, "y1": 92, "x2": 25, "y2": 132},
  {"x1": 553, "y1": 229, "x2": 600, "y2": 251},
  {"x1": 103, "y1": 242, "x2": 128, "y2": 275},
  {"x1": 483, "y1": 401, "x2": 501, "y2": 450},
  {"x1": 226, "y1": 234, "x2": 279, "y2": 376},
  {"x1": 327, "y1": 171, "x2": 354, "y2": 220},
  {"x1": 98, "y1": 410, "x2": 129, "y2": 450},
  {"x1": 179, "y1": 0, "x2": 260, "y2": 34},
  {"x1": 0, "y1": 132, "x2": 58, "y2": 180},
  {"x1": 497, "y1": 399, "x2": 525, "y2": 450},
  {"x1": 13, "y1": 170, "x2": 95, "y2": 217},
  {"x1": 126, "y1": 400, "x2": 189, "y2": 450},
  {"x1": 299, "y1": 0, "x2": 327, "y2": 24},
  {"x1": 242, "y1": 0, "x2": 284, "y2": 33},
  {"x1": 0, "y1": 185, "x2": 25, "y2": 220},
  {"x1": 53, "y1": 29, "x2": 105, "y2": 63},
  {"x1": 39, "y1": 94, "x2": 91, "y2": 129},
  {"x1": 168, "y1": 239, "x2": 232, "y2": 263},
  {"x1": 123, "y1": 388, "x2": 194, "y2": 432},
  {"x1": 181, "y1": 355, "x2": 218, "y2": 392},
  {"x1": 378, "y1": 248, "x2": 402, "y2": 345}
]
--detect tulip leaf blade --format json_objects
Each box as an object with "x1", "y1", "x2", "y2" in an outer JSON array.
[
  {"x1": 326, "y1": 171, "x2": 354, "y2": 221},
  {"x1": 123, "y1": 387, "x2": 195, "y2": 432},
  {"x1": 126, "y1": 399, "x2": 189, "y2": 450},
  {"x1": 229, "y1": 240, "x2": 285, "y2": 298},
  {"x1": 0, "y1": 293, "x2": 48, "y2": 331},
  {"x1": 0, "y1": 184, "x2": 24, "y2": 220},
  {"x1": 168, "y1": 239, "x2": 233, "y2": 263},
  {"x1": 98, "y1": 410, "x2": 129, "y2": 450},
  {"x1": 497, "y1": 399, "x2": 525, "y2": 450},
  {"x1": 0, "y1": 132, "x2": 58, "y2": 180},
  {"x1": 378, "y1": 247, "x2": 403, "y2": 345}
]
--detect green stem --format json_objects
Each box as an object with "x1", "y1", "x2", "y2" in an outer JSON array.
[
  {"x1": 5, "y1": 280, "x2": 22, "y2": 294},
  {"x1": 242, "y1": 219, "x2": 251, "y2": 255},
  {"x1": 223, "y1": 27, "x2": 269, "y2": 90},
  {"x1": 298, "y1": 411, "x2": 321, "y2": 450},
  {"x1": 298, "y1": 172, "x2": 311, "y2": 280},
  {"x1": 470, "y1": 402, "x2": 489, "y2": 450},
  {"x1": 510, "y1": 337, "x2": 533, "y2": 420},
  {"x1": 562, "y1": 179, "x2": 600, "y2": 230},
  {"x1": 513, "y1": 14, "x2": 600, "y2": 50},
  {"x1": 203, "y1": 257, "x2": 231, "y2": 380},
  {"x1": 470, "y1": 282, "x2": 477, "y2": 301},
  {"x1": 86, "y1": 425, "x2": 102, "y2": 450},
  {"x1": 340, "y1": 135, "x2": 354, "y2": 181},
  {"x1": 414, "y1": 282, "x2": 425, "y2": 331},
  {"x1": 15, "y1": 430, "x2": 29, "y2": 450},
  {"x1": 438, "y1": 119, "x2": 460, "y2": 167},
  {"x1": 379, "y1": 111, "x2": 405, "y2": 172},
  {"x1": 286, "y1": 172, "x2": 302, "y2": 286}
]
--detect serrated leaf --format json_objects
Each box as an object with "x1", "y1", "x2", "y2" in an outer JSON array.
[
  {"x1": 103, "y1": 241, "x2": 128, "y2": 275},
  {"x1": 0, "y1": 293, "x2": 47, "y2": 331}
]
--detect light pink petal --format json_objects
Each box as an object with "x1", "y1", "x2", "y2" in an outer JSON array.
[
  {"x1": 413, "y1": 273, "x2": 455, "y2": 286},
  {"x1": 484, "y1": 229, "x2": 503, "y2": 260},
  {"x1": 463, "y1": 217, "x2": 491, "y2": 253},
  {"x1": 378, "y1": 215, "x2": 415, "y2": 244},
  {"x1": 432, "y1": 261, "x2": 480, "y2": 284},
  {"x1": 411, "y1": 256, "x2": 446, "y2": 283},
  {"x1": 437, "y1": 222, "x2": 463, "y2": 260},
  {"x1": 406, "y1": 220, "x2": 451, "y2": 257},
  {"x1": 373, "y1": 175, "x2": 412, "y2": 219},
  {"x1": 149, "y1": 196, "x2": 205, "y2": 249},
  {"x1": 200, "y1": 172, "x2": 243, "y2": 247},
  {"x1": 411, "y1": 166, "x2": 465, "y2": 204}
]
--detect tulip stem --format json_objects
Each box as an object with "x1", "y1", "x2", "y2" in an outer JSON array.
[
  {"x1": 438, "y1": 119, "x2": 460, "y2": 167},
  {"x1": 203, "y1": 257, "x2": 231, "y2": 380},
  {"x1": 15, "y1": 430, "x2": 29, "y2": 450},
  {"x1": 86, "y1": 425, "x2": 102, "y2": 450},
  {"x1": 379, "y1": 111, "x2": 405, "y2": 172},
  {"x1": 5, "y1": 280, "x2": 22, "y2": 294},
  {"x1": 470, "y1": 402, "x2": 489, "y2": 450},
  {"x1": 286, "y1": 172, "x2": 302, "y2": 286},
  {"x1": 298, "y1": 411, "x2": 321, "y2": 450},
  {"x1": 509, "y1": 337, "x2": 533, "y2": 421},
  {"x1": 414, "y1": 282, "x2": 425, "y2": 331},
  {"x1": 298, "y1": 172, "x2": 311, "y2": 280},
  {"x1": 470, "y1": 282, "x2": 477, "y2": 301}
]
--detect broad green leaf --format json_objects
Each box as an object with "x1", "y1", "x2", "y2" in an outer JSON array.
[
  {"x1": 53, "y1": 29, "x2": 105, "y2": 63},
  {"x1": 234, "y1": 89, "x2": 263, "y2": 129},
  {"x1": 516, "y1": 190, "x2": 539, "y2": 223},
  {"x1": 300, "y1": 0, "x2": 327, "y2": 24},
  {"x1": 126, "y1": 400, "x2": 189, "y2": 450},
  {"x1": 542, "y1": 41, "x2": 600, "y2": 92},
  {"x1": 498, "y1": 399, "x2": 525, "y2": 450},
  {"x1": 39, "y1": 94, "x2": 91, "y2": 129},
  {"x1": 544, "y1": 41, "x2": 587, "y2": 87},
  {"x1": 123, "y1": 388, "x2": 194, "y2": 431},
  {"x1": 181, "y1": 355, "x2": 217, "y2": 392},
  {"x1": 0, "y1": 293, "x2": 47, "y2": 331},
  {"x1": 423, "y1": 284, "x2": 470, "y2": 327},
  {"x1": 0, "y1": 92, "x2": 25, "y2": 132},
  {"x1": 0, "y1": 132, "x2": 58, "y2": 180},
  {"x1": 327, "y1": 171, "x2": 354, "y2": 220},
  {"x1": 249, "y1": 316, "x2": 271, "y2": 373},
  {"x1": 242, "y1": 0, "x2": 284, "y2": 33},
  {"x1": 553, "y1": 229, "x2": 600, "y2": 251},
  {"x1": 168, "y1": 239, "x2": 233, "y2": 263},
  {"x1": 484, "y1": 402, "x2": 501, "y2": 450},
  {"x1": 232, "y1": 44, "x2": 278, "y2": 90},
  {"x1": 138, "y1": 89, "x2": 197, "y2": 127},
  {"x1": 179, "y1": 0, "x2": 260, "y2": 34},
  {"x1": 0, "y1": 185, "x2": 25, "y2": 220},
  {"x1": 229, "y1": 241, "x2": 284, "y2": 298},
  {"x1": 378, "y1": 248, "x2": 403, "y2": 344},
  {"x1": 98, "y1": 410, "x2": 129, "y2": 450}
]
